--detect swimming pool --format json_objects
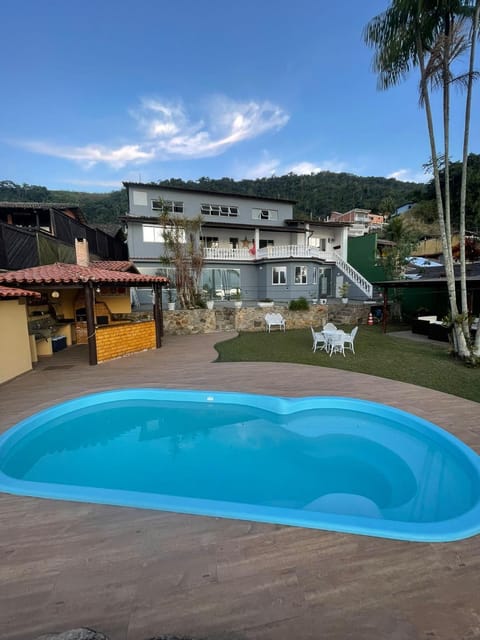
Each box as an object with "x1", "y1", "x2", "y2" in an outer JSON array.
[{"x1": 0, "y1": 389, "x2": 479, "y2": 542}]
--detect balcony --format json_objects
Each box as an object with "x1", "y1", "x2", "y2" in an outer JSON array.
[{"x1": 203, "y1": 245, "x2": 335, "y2": 262}]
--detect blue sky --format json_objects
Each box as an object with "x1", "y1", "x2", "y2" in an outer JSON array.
[{"x1": 2, "y1": 0, "x2": 479, "y2": 193}]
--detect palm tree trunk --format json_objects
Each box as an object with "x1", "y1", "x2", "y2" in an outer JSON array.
[
  {"x1": 460, "y1": 1, "x2": 480, "y2": 355},
  {"x1": 416, "y1": 32, "x2": 469, "y2": 357}
]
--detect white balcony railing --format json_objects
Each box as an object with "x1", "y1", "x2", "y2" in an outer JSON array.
[
  {"x1": 203, "y1": 245, "x2": 335, "y2": 261},
  {"x1": 203, "y1": 247, "x2": 252, "y2": 261}
]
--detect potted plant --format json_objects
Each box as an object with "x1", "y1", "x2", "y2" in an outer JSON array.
[
  {"x1": 257, "y1": 298, "x2": 274, "y2": 308},
  {"x1": 339, "y1": 282, "x2": 350, "y2": 304},
  {"x1": 231, "y1": 288, "x2": 242, "y2": 308},
  {"x1": 166, "y1": 287, "x2": 175, "y2": 311},
  {"x1": 203, "y1": 285, "x2": 215, "y2": 310}
]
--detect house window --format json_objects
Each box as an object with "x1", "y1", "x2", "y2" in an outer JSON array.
[
  {"x1": 252, "y1": 208, "x2": 278, "y2": 221},
  {"x1": 272, "y1": 266, "x2": 287, "y2": 285},
  {"x1": 201, "y1": 236, "x2": 219, "y2": 248},
  {"x1": 295, "y1": 266, "x2": 307, "y2": 284},
  {"x1": 201, "y1": 203, "x2": 238, "y2": 216},
  {"x1": 142, "y1": 224, "x2": 185, "y2": 243},
  {"x1": 151, "y1": 200, "x2": 184, "y2": 213},
  {"x1": 259, "y1": 239, "x2": 274, "y2": 249},
  {"x1": 309, "y1": 237, "x2": 327, "y2": 251}
]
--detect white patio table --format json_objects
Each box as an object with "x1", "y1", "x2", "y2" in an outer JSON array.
[{"x1": 323, "y1": 329, "x2": 346, "y2": 355}]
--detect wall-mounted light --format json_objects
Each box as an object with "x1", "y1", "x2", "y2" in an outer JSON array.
[
  {"x1": 51, "y1": 290, "x2": 60, "y2": 299},
  {"x1": 95, "y1": 286, "x2": 101, "y2": 294}
]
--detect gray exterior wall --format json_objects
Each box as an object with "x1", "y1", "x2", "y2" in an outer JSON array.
[{"x1": 127, "y1": 184, "x2": 294, "y2": 226}]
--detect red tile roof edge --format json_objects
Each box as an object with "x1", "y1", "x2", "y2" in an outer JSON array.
[
  {"x1": 0, "y1": 263, "x2": 168, "y2": 285},
  {"x1": 0, "y1": 285, "x2": 41, "y2": 299}
]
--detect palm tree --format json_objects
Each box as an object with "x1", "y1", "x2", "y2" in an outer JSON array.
[{"x1": 364, "y1": 0, "x2": 478, "y2": 361}]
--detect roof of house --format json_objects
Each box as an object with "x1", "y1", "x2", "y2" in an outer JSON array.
[
  {"x1": 91, "y1": 260, "x2": 139, "y2": 273},
  {"x1": 121, "y1": 215, "x2": 349, "y2": 231},
  {"x1": 0, "y1": 284, "x2": 41, "y2": 299},
  {"x1": 94, "y1": 223, "x2": 124, "y2": 238},
  {"x1": 0, "y1": 263, "x2": 168, "y2": 286},
  {"x1": 123, "y1": 181, "x2": 297, "y2": 205},
  {"x1": 373, "y1": 262, "x2": 480, "y2": 287}
]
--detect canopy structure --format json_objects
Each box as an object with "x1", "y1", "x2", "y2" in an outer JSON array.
[
  {"x1": 373, "y1": 267, "x2": 480, "y2": 332},
  {"x1": 0, "y1": 262, "x2": 169, "y2": 365}
]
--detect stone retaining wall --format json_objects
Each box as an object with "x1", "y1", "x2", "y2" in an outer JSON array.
[
  {"x1": 162, "y1": 305, "x2": 329, "y2": 334},
  {"x1": 123, "y1": 303, "x2": 371, "y2": 338}
]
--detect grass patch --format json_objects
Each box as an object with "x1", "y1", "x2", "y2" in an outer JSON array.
[{"x1": 215, "y1": 325, "x2": 480, "y2": 403}]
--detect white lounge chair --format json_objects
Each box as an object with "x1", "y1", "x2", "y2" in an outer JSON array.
[
  {"x1": 343, "y1": 326, "x2": 358, "y2": 354},
  {"x1": 310, "y1": 326, "x2": 326, "y2": 352},
  {"x1": 265, "y1": 313, "x2": 286, "y2": 332}
]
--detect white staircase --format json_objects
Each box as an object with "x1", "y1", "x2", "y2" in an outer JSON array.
[{"x1": 334, "y1": 252, "x2": 373, "y2": 299}]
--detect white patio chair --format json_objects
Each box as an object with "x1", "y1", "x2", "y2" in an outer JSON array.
[
  {"x1": 323, "y1": 322, "x2": 337, "y2": 332},
  {"x1": 310, "y1": 326, "x2": 326, "y2": 352},
  {"x1": 329, "y1": 331, "x2": 346, "y2": 357},
  {"x1": 343, "y1": 326, "x2": 358, "y2": 354},
  {"x1": 265, "y1": 313, "x2": 286, "y2": 332}
]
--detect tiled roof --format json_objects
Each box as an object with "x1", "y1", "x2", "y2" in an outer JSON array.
[
  {"x1": 0, "y1": 263, "x2": 168, "y2": 286},
  {"x1": 91, "y1": 261, "x2": 139, "y2": 273},
  {"x1": 0, "y1": 285, "x2": 41, "y2": 299}
]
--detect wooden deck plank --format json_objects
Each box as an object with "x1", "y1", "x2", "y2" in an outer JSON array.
[{"x1": 0, "y1": 334, "x2": 479, "y2": 640}]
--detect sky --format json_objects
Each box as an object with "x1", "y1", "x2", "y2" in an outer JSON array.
[{"x1": 1, "y1": 0, "x2": 479, "y2": 193}]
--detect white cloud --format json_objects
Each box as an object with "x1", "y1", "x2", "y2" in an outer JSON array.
[
  {"x1": 17, "y1": 96, "x2": 289, "y2": 169},
  {"x1": 286, "y1": 160, "x2": 349, "y2": 175},
  {"x1": 61, "y1": 178, "x2": 124, "y2": 189},
  {"x1": 387, "y1": 168, "x2": 429, "y2": 183},
  {"x1": 136, "y1": 96, "x2": 290, "y2": 159},
  {"x1": 240, "y1": 157, "x2": 280, "y2": 179},
  {"x1": 21, "y1": 140, "x2": 154, "y2": 169},
  {"x1": 235, "y1": 157, "x2": 354, "y2": 180}
]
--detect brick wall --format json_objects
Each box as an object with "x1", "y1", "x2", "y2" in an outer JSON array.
[{"x1": 96, "y1": 321, "x2": 156, "y2": 363}]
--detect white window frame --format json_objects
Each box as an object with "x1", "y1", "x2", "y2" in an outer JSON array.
[
  {"x1": 142, "y1": 224, "x2": 185, "y2": 243},
  {"x1": 252, "y1": 208, "x2": 278, "y2": 221},
  {"x1": 272, "y1": 266, "x2": 287, "y2": 285},
  {"x1": 295, "y1": 266, "x2": 308, "y2": 284},
  {"x1": 151, "y1": 199, "x2": 184, "y2": 213},
  {"x1": 201, "y1": 203, "x2": 238, "y2": 217}
]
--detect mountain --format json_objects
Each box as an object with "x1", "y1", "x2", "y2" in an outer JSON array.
[{"x1": 0, "y1": 173, "x2": 424, "y2": 225}]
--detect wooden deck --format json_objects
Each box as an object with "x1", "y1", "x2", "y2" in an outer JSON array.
[{"x1": 1, "y1": 334, "x2": 479, "y2": 640}]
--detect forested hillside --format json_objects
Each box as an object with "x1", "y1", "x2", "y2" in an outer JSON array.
[
  {"x1": 160, "y1": 173, "x2": 422, "y2": 219},
  {"x1": 0, "y1": 172, "x2": 422, "y2": 225}
]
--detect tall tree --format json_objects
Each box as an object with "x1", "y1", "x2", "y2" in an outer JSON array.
[{"x1": 364, "y1": 0, "x2": 479, "y2": 361}]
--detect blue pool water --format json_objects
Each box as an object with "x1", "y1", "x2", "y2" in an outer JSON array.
[{"x1": 0, "y1": 389, "x2": 479, "y2": 542}]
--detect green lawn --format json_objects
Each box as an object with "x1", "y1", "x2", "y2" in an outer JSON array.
[{"x1": 215, "y1": 325, "x2": 480, "y2": 403}]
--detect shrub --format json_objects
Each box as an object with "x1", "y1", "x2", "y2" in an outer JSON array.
[{"x1": 289, "y1": 297, "x2": 309, "y2": 311}]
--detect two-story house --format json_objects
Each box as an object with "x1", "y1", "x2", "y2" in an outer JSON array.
[{"x1": 122, "y1": 182, "x2": 373, "y2": 304}]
